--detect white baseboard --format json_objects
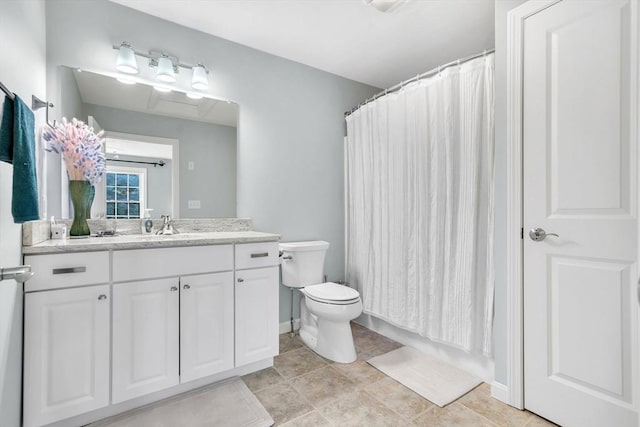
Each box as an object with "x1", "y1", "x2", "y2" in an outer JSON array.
[
  {"x1": 279, "y1": 319, "x2": 300, "y2": 334},
  {"x1": 490, "y1": 381, "x2": 509, "y2": 404}
]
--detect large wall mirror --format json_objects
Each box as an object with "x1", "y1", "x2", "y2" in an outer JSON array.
[{"x1": 55, "y1": 65, "x2": 238, "y2": 219}]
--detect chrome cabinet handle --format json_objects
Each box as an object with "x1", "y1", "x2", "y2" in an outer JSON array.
[
  {"x1": 170, "y1": 286, "x2": 178, "y2": 292},
  {"x1": 52, "y1": 266, "x2": 86, "y2": 275},
  {"x1": 98, "y1": 294, "x2": 107, "y2": 300},
  {"x1": 237, "y1": 278, "x2": 244, "y2": 283},
  {"x1": 183, "y1": 284, "x2": 191, "y2": 290},
  {"x1": 529, "y1": 228, "x2": 559, "y2": 242},
  {"x1": 250, "y1": 252, "x2": 269, "y2": 258},
  {"x1": 282, "y1": 255, "x2": 293, "y2": 260}
]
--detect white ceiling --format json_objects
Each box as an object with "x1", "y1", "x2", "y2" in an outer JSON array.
[{"x1": 110, "y1": 0, "x2": 495, "y2": 89}]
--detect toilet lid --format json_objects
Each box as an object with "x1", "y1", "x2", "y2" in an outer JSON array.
[{"x1": 304, "y1": 282, "x2": 360, "y2": 304}]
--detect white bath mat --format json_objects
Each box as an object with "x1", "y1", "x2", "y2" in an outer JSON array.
[
  {"x1": 367, "y1": 346, "x2": 482, "y2": 407},
  {"x1": 90, "y1": 377, "x2": 273, "y2": 427}
]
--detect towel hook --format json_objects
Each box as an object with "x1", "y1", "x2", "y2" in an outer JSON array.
[{"x1": 31, "y1": 95, "x2": 55, "y2": 128}]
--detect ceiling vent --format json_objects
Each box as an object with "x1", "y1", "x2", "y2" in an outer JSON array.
[{"x1": 362, "y1": 0, "x2": 409, "y2": 13}]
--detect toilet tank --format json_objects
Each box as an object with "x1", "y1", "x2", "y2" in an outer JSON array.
[{"x1": 280, "y1": 241, "x2": 330, "y2": 288}]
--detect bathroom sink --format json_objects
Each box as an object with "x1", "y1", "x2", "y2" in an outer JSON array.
[{"x1": 130, "y1": 232, "x2": 202, "y2": 239}]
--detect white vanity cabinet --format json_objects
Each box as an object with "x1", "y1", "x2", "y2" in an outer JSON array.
[
  {"x1": 111, "y1": 245, "x2": 235, "y2": 402},
  {"x1": 180, "y1": 271, "x2": 234, "y2": 382},
  {"x1": 111, "y1": 271, "x2": 235, "y2": 403},
  {"x1": 111, "y1": 278, "x2": 180, "y2": 403},
  {"x1": 23, "y1": 236, "x2": 279, "y2": 426},
  {"x1": 234, "y1": 242, "x2": 280, "y2": 366},
  {"x1": 23, "y1": 285, "x2": 111, "y2": 427}
]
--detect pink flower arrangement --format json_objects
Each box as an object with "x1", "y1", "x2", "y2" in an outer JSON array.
[{"x1": 43, "y1": 118, "x2": 106, "y2": 185}]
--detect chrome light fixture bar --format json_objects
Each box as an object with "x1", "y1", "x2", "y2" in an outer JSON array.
[{"x1": 112, "y1": 42, "x2": 210, "y2": 90}]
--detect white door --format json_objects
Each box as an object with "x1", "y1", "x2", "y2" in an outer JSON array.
[
  {"x1": 112, "y1": 278, "x2": 179, "y2": 403},
  {"x1": 23, "y1": 285, "x2": 110, "y2": 427},
  {"x1": 235, "y1": 266, "x2": 279, "y2": 366},
  {"x1": 180, "y1": 272, "x2": 234, "y2": 383},
  {"x1": 523, "y1": 1, "x2": 639, "y2": 426}
]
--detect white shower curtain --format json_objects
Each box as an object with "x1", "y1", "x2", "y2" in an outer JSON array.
[{"x1": 345, "y1": 54, "x2": 494, "y2": 355}]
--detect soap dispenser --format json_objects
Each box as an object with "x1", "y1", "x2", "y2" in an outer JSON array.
[{"x1": 141, "y1": 209, "x2": 154, "y2": 234}]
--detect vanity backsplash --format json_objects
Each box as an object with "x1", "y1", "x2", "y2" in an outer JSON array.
[{"x1": 23, "y1": 218, "x2": 253, "y2": 246}]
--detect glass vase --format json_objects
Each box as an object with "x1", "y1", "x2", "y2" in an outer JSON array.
[
  {"x1": 86, "y1": 184, "x2": 95, "y2": 219},
  {"x1": 69, "y1": 180, "x2": 91, "y2": 237}
]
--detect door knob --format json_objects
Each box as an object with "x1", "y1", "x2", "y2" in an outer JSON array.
[{"x1": 529, "y1": 228, "x2": 559, "y2": 242}]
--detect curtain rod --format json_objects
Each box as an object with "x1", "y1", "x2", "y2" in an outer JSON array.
[
  {"x1": 345, "y1": 48, "x2": 495, "y2": 117},
  {"x1": 107, "y1": 158, "x2": 166, "y2": 167}
]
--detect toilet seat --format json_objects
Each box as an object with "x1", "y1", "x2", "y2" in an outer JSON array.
[{"x1": 303, "y1": 282, "x2": 360, "y2": 305}]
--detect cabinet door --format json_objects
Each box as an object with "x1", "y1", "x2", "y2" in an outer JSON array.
[
  {"x1": 235, "y1": 266, "x2": 279, "y2": 366},
  {"x1": 180, "y1": 272, "x2": 234, "y2": 383},
  {"x1": 112, "y1": 278, "x2": 179, "y2": 403},
  {"x1": 23, "y1": 285, "x2": 110, "y2": 427}
]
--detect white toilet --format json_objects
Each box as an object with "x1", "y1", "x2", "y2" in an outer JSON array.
[{"x1": 280, "y1": 241, "x2": 362, "y2": 363}]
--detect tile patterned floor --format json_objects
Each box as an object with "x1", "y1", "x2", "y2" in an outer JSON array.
[{"x1": 242, "y1": 322, "x2": 559, "y2": 427}]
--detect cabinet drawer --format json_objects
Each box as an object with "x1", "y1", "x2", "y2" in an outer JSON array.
[
  {"x1": 24, "y1": 252, "x2": 109, "y2": 292},
  {"x1": 235, "y1": 242, "x2": 279, "y2": 270},
  {"x1": 113, "y1": 245, "x2": 233, "y2": 282}
]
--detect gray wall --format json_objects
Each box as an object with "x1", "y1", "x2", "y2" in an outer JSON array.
[
  {"x1": 59, "y1": 65, "x2": 85, "y2": 123},
  {"x1": 0, "y1": 2, "x2": 47, "y2": 426},
  {"x1": 84, "y1": 104, "x2": 236, "y2": 218},
  {"x1": 45, "y1": 0, "x2": 379, "y2": 323},
  {"x1": 493, "y1": 0, "x2": 528, "y2": 386}
]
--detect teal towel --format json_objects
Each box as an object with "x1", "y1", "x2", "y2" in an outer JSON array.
[
  {"x1": 0, "y1": 96, "x2": 13, "y2": 162},
  {"x1": 0, "y1": 95, "x2": 40, "y2": 223}
]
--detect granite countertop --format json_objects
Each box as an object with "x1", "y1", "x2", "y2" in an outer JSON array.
[{"x1": 22, "y1": 231, "x2": 281, "y2": 255}]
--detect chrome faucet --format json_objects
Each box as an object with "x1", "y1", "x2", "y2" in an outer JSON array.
[{"x1": 156, "y1": 215, "x2": 179, "y2": 235}]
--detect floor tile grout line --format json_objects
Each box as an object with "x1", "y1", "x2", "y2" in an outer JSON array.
[
  {"x1": 452, "y1": 402, "x2": 503, "y2": 427},
  {"x1": 409, "y1": 405, "x2": 437, "y2": 424},
  {"x1": 359, "y1": 385, "x2": 432, "y2": 423},
  {"x1": 274, "y1": 361, "x2": 329, "y2": 382},
  {"x1": 285, "y1": 365, "x2": 361, "y2": 411}
]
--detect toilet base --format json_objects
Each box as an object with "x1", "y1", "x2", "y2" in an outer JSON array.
[
  {"x1": 315, "y1": 319, "x2": 357, "y2": 363},
  {"x1": 299, "y1": 297, "x2": 361, "y2": 364}
]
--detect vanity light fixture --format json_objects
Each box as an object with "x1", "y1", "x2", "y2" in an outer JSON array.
[
  {"x1": 186, "y1": 92, "x2": 203, "y2": 100},
  {"x1": 362, "y1": 0, "x2": 409, "y2": 13},
  {"x1": 153, "y1": 86, "x2": 172, "y2": 93},
  {"x1": 112, "y1": 42, "x2": 211, "y2": 92},
  {"x1": 115, "y1": 42, "x2": 138, "y2": 74},
  {"x1": 191, "y1": 64, "x2": 209, "y2": 90},
  {"x1": 116, "y1": 77, "x2": 136, "y2": 85},
  {"x1": 156, "y1": 55, "x2": 176, "y2": 83}
]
